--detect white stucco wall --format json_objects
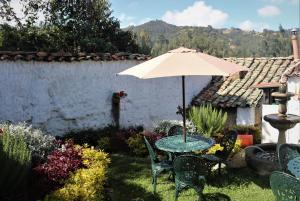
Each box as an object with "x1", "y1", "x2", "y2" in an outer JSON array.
[
  {"x1": 286, "y1": 77, "x2": 300, "y2": 144},
  {"x1": 0, "y1": 61, "x2": 211, "y2": 135},
  {"x1": 236, "y1": 107, "x2": 256, "y2": 125},
  {"x1": 262, "y1": 105, "x2": 279, "y2": 143},
  {"x1": 261, "y1": 77, "x2": 300, "y2": 144}
]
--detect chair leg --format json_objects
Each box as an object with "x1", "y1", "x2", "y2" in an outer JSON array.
[
  {"x1": 153, "y1": 175, "x2": 157, "y2": 193},
  {"x1": 218, "y1": 162, "x2": 221, "y2": 175},
  {"x1": 175, "y1": 186, "x2": 179, "y2": 201}
]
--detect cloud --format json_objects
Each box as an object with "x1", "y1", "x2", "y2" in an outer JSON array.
[
  {"x1": 161, "y1": 1, "x2": 228, "y2": 27},
  {"x1": 118, "y1": 13, "x2": 136, "y2": 27},
  {"x1": 239, "y1": 20, "x2": 270, "y2": 32},
  {"x1": 118, "y1": 13, "x2": 152, "y2": 28},
  {"x1": 263, "y1": 0, "x2": 299, "y2": 4},
  {"x1": 258, "y1": 5, "x2": 281, "y2": 17}
]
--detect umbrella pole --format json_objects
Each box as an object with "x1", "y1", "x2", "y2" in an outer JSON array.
[{"x1": 182, "y1": 76, "x2": 187, "y2": 143}]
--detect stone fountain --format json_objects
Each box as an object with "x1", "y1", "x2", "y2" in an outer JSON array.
[{"x1": 245, "y1": 84, "x2": 300, "y2": 175}]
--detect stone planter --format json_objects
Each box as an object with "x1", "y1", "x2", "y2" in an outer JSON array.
[{"x1": 227, "y1": 149, "x2": 247, "y2": 169}]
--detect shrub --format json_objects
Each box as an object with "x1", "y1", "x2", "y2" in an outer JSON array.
[
  {"x1": 63, "y1": 125, "x2": 119, "y2": 146},
  {"x1": 188, "y1": 105, "x2": 227, "y2": 137},
  {"x1": 127, "y1": 133, "x2": 147, "y2": 156},
  {"x1": 231, "y1": 125, "x2": 261, "y2": 144},
  {"x1": 97, "y1": 136, "x2": 111, "y2": 151},
  {"x1": 64, "y1": 126, "x2": 144, "y2": 153},
  {"x1": 45, "y1": 147, "x2": 110, "y2": 201},
  {"x1": 0, "y1": 125, "x2": 31, "y2": 198},
  {"x1": 0, "y1": 122, "x2": 57, "y2": 165},
  {"x1": 153, "y1": 120, "x2": 195, "y2": 134},
  {"x1": 34, "y1": 141, "x2": 83, "y2": 189}
]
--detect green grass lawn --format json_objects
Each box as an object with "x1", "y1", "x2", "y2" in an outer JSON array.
[{"x1": 107, "y1": 154, "x2": 275, "y2": 201}]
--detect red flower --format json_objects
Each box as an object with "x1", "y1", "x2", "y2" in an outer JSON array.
[{"x1": 119, "y1": 91, "x2": 125, "y2": 97}]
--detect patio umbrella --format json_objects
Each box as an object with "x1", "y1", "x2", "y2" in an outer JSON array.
[{"x1": 118, "y1": 47, "x2": 248, "y2": 142}]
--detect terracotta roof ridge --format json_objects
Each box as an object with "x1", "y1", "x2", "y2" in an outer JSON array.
[
  {"x1": 0, "y1": 51, "x2": 150, "y2": 62},
  {"x1": 280, "y1": 60, "x2": 300, "y2": 83}
]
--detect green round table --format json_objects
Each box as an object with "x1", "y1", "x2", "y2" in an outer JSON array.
[{"x1": 155, "y1": 135, "x2": 215, "y2": 153}]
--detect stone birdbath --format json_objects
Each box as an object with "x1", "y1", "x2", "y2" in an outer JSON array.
[
  {"x1": 264, "y1": 84, "x2": 300, "y2": 146},
  {"x1": 245, "y1": 84, "x2": 300, "y2": 175}
]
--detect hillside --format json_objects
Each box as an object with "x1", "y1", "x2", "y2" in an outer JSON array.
[{"x1": 127, "y1": 20, "x2": 296, "y2": 57}]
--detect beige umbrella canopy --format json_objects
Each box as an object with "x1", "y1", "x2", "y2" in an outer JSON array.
[{"x1": 118, "y1": 47, "x2": 248, "y2": 142}]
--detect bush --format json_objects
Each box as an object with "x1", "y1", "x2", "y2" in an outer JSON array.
[
  {"x1": 127, "y1": 133, "x2": 147, "y2": 156},
  {"x1": 63, "y1": 125, "x2": 119, "y2": 146},
  {"x1": 188, "y1": 105, "x2": 227, "y2": 137},
  {"x1": 231, "y1": 125, "x2": 261, "y2": 144},
  {"x1": 45, "y1": 147, "x2": 110, "y2": 201},
  {"x1": 0, "y1": 125, "x2": 31, "y2": 199},
  {"x1": 0, "y1": 123, "x2": 57, "y2": 165},
  {"x1": 153, "y1": 120, "x2": 195, "y2": 134},
  {"x1": 34, "y1": 141, "x2": 83, "y2": 190}
]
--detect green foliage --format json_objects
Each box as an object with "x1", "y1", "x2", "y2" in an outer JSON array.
[
  {"x1": 97, "y1": 136, "x2": 111, "y2": 151},
  {"x1": 0, "y1": 0, "x2": 139, "y2": 53},
  {"x1": 230, "y1": 125, "x2": 262, "y2": 144},
  {"x1": 0, "y1": 123, "x2": 57, "y2": 165},
  {"x1": 127, "y1": 133, "x2": 147, "y2": 156},
  {"x1": 153, "y1": 120, "x2": 195, "y2": 134},
  {"x1": 188, "y1": 105, "x2": 227, "y2": 137},
  {"x1": 0, "y1": 125, "x2": 31, "y2": 199},
  {"x1": 130, "y1": 20, "x2": 295, "y2": 57}
]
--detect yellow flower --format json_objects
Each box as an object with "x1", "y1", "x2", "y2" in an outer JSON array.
[
  {"x1": 45, "y1": 148, "x2": 110, "y2": 201},
  {"x1": 207, "y1": 144, "x2": 224, "y2": 155}
]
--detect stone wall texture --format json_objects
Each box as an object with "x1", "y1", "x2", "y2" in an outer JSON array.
[{"x1": 0, "y1": 60, "x2": 211, "y2": 135}]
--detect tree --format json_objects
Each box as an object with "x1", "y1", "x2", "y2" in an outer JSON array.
[{"x1": 0, "y1": 0, "x2": 139, "y2": 53}]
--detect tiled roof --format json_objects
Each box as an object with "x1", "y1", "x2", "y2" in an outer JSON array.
[
  {"x1": 0, "y1": 51, "x2": 149, "y2": 62},
  {"x1": 280, "y1": 60, "x2": 300, "y2": 83},
  {"x1": 192, "y1": 56, "x2": 295, "y2": 108}
]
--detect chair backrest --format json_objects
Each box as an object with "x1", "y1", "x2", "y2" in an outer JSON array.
[
  {"x1": 215, "y1": 130, "x2": 237, "y2": 160},
  {"x1": 173, "y1": 155, "x2": 208, "y2": 186},
  {"x1": 144, "y1": 136, "x2": 158, "y2": 163},
  {"x1": 168, "y1": 125, "x2": 183, "y2": 136},
  {"x1": 278, "y1": 144, "x2": 300, "y2": 173},
  {"x1": 270, "y1": 171, "x2": 300, "y2": 201}
]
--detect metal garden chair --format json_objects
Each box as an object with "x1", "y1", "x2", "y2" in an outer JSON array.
[
  {"x1": 278, "y1": 143, "x2": 300, "y2": 175},
  {"x1": 144, "y1": 136, "x2": 173, "y2": 193},
  {"x1": 202, "y1": 130, "x2": 237, "y2": 175},
  {"x1": 173, "y1": 155, "x2": 209, "y2": 201},
  {"x1": 270, "y1": 171, "x2": 300, "y2": 201}
]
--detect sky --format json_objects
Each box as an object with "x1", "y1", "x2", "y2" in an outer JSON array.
[{"x1": 110, "y1": 0, "x2": 300, "y2": 31}]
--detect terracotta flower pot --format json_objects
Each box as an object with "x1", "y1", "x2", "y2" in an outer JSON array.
[{"x1": 237, "y1": 134, "x2": 253, "y2": 148}]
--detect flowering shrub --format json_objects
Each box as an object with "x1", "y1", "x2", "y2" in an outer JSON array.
[
  {"x1": 45, "y1": 147, "x2": 110, "y2": 201},
  {"x1": 0, "y1": 123, "x2": 57, "y2": 164},
  {"x1": 206, "y1": 144, "x2": 224, "y2": 155},
  {"x1": 127, "y1": 133, "x2": 147, "y2": 156},
  {"x1": 0, "y1": 125, "x2": 31, "y2": 198},
  {"x1": 232, "y1": 139, "x2": 242, "y2": 154},
  {"x1": 34, "y1": 141, "x2": 83, "y2": 188}
]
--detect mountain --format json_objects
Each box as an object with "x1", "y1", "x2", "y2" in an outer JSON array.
[
  {"x1": 126, "y1": 20, "x2": 296, "y2": 58},
  {"x1": 125, "y1": 20, "x2": 182, "y2": 41}
]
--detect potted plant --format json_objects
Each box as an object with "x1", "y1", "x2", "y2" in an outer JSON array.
[{"x1": 232, "y1": 125, "x2": 261, "y2": 148}]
